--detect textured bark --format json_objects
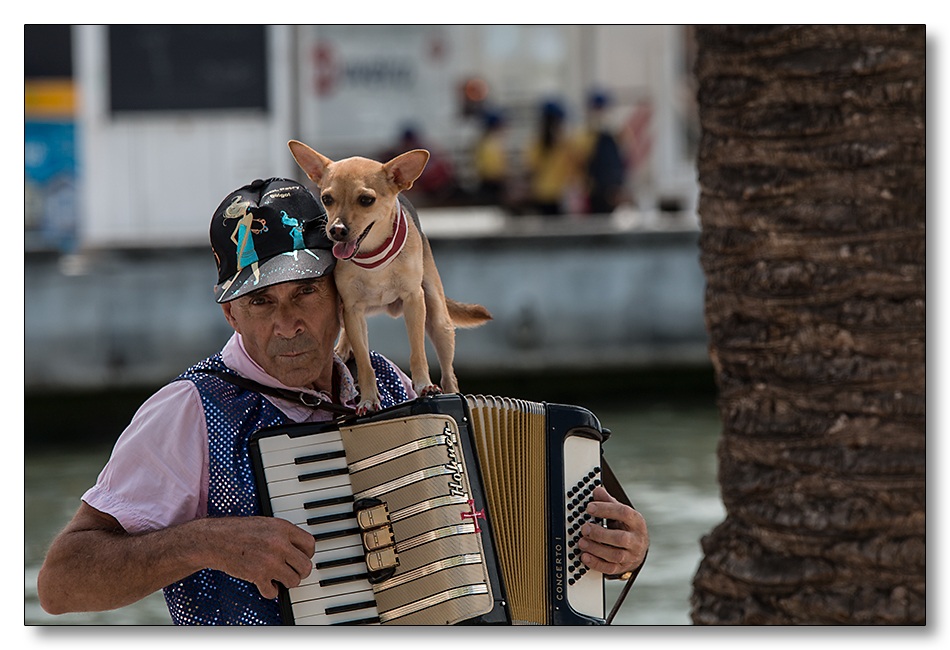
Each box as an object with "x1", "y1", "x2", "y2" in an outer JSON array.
[{"x1": 690, "y1": 25, "x2": 925, "y2": 625}]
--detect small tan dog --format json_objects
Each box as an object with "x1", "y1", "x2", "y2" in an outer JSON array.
[{"x1": 288, "y1": 140, "x2": 492, "y2": 415}]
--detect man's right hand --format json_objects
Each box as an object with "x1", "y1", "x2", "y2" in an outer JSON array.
[
  {"x1": 38, "y1": 503, "x2": 315, "y2": 614},
  {"x1": 195, "y1": 516, "x2": 316, "y2": 599}
]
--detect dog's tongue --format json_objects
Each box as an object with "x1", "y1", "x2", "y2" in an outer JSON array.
[{"x1": 332, "y1": 240, "x2": 358, "y2": 260}]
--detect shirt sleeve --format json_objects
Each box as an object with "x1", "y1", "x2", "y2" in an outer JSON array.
[{"x1": 81, "y1": 380, "x2": 208, "y2": 535}]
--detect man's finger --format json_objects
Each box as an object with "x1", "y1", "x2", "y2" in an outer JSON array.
[{"x1": 257, "y1": 579, "x2": 279, "y2": 601}]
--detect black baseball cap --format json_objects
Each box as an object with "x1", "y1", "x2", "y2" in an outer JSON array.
[{"x1": 211, "y1": 178, "x2": 335, "y2": 303}]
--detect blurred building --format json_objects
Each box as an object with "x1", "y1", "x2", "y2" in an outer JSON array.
[
  {"x1": 25, "y1": 25, "x2": 699, "y2": 251},
  {"x1": 24, "y1": 25, "x2": 708, "y2": 392}
]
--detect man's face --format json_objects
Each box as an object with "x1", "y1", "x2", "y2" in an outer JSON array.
[{"x1": 221, "y1": 277, "x2": 341, "y2": 391}]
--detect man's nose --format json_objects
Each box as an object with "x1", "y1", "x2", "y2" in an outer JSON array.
[{"x1": 273, "y1": 302, "x2": 305, "y2": 338}]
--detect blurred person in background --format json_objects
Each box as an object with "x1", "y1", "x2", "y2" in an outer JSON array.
[
  {"x1": 578, "y1": 90, "x2": 628, "y2": 215},
  {"x1": 524, "y1": 100, "x2": 582, "y2": 216},
  {"x1": 36, "y1": 177, "x2": 649, "y2": 625},
  {"x1": 379, "y1": 125, "x2": 461, "y2": 207},
  {"x1": 472, "y1": 109, "x2": 509, "y2": 207}
]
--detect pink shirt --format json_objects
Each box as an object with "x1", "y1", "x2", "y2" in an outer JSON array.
[{"x1": 82, "y1": 332, "x2": 415, "y2": 534}]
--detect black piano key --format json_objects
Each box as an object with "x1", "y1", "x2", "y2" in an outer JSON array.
[
  {"x1": 331, "y1": 616, "x2": 381, "y2": 626},
  {"x1": 312, "y1": 526, "x2": 360, "y2": 542},
  {"x1": 307, "y1": 511, "x2": 357, "y2": 527},
  {"x1": 314, "y1": 555, "x2": 366, "y2": 570},
  {"x1": 304, "y1": 494, "x2": 355, "y2": 510},
  {"x1": 299, "y1": 467, "x2": 350, "y2": 482},
  {"x1": 320, "y1": 572, "x2": 371, "y2": 587},
  {"x1": 325, "y1": 600, "x2": 377, "y2": 616},
  {"x1": 294, "y1": 449, "x2": 347, "y2": 465}
]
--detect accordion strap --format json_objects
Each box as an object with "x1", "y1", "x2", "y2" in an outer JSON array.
[
  {"x1": 193, "y1": 368, "x2": 357, "y2": 416},
  {"x1": 601, "y1": 458, "x2": 647, "y2": 625}
]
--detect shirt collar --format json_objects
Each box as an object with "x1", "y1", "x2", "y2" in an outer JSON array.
[{"x1": 221, "y1": 332, "x2": 358, "y2": 415}]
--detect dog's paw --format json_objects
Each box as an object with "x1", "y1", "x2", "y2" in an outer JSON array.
[
  {"x1": 335, "y1": 344, "x2": 353, "y2": 363},
  {"x1": 417, "y1": 384, "x2": 443, "y2": 397},
  {"x1": 356, "y1": 400, "x2": 381, "y2": 416}
]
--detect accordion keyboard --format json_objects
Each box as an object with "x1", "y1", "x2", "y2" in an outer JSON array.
[{"x1": 255, "y1": 430, "x2": 380, "y2": 625}]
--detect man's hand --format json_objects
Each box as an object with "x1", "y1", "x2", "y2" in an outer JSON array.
[
  {"x1": 38, "y1": 503, "x2": 316, "y2": 615},
  {"x1": 198, "y1": 516, "x2": 316, "y2": 600},
  {"x1": 578, "y1": 486, "x2": 649, "y2": 577}
]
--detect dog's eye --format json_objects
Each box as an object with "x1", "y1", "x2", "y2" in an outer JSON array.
[
  {"x1": 321, "y1": 194, "x2": 334, "y2": 207},
  {"x1": 359, "y1": 195, "x2": 376, "y2": 207}
]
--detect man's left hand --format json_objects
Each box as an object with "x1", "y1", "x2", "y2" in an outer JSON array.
[{"x1": 578, "y1": 486, "x2": 649, "y2": 577}]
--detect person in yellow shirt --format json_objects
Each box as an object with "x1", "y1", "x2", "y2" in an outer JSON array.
[
  {"x1": 473, "y1": 111, "x2": 508, "y2": 206},
  {"x1": 525, "y1": 100, "x2": 582, "y2": 216}
]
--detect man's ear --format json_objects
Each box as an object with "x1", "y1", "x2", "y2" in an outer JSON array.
[{"x1": 221, "y1": 302, "x2": 240, "y2": 333}]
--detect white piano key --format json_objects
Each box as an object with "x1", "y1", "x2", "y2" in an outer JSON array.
[
  {"x1": 258, "y1": 431, "x2": 343, "y2": 455},
  {"x1": 259, "y1": 439, "x2": 347, "y2": 469},
  {"x1": 271, "y1": 483, "x2": 355, "y2": 516},
  {"x1": 291, "y1": 573, "x2": 374, "y2": 602},
  {"x1": 291, "y1": 586, "x2": 379, "y2": 625},
  {"x1": 277, "y1": 506, "x2": 358, "y2": 536},
  {"x1": 262, "y1": 460, "x2": 348, "y2": 484},
  {"x1": 263, "y1": 471, "x2": 353, "y2": 500}
]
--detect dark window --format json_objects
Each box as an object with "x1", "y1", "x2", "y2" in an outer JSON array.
[
  {"x1": 25, "y1": 24, "x2": 73, "y2": 77},
  {"x1": 108, "y1": 25, "x2": 268, "y2": 113}
]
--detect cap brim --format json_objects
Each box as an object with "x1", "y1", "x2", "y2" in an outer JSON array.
[{"x1": 214, "y1": 248, "x2": 335, "y2": 303}]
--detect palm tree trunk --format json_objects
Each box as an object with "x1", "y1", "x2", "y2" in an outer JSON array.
[{"x1": 690, "y1": 25, "x2": 925, "y2": 624}]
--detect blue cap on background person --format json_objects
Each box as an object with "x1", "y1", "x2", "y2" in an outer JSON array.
[
  {"x1": 210, "y1": 178, "x2": 335, "y2": 303},
  {"x1": 588, "y1": 90, "x2": 611, "y2": 110}
]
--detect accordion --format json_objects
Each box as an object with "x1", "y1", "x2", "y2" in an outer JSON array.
[{"x1": 249, "y1": 393, "x2": 612, "y2": 625}]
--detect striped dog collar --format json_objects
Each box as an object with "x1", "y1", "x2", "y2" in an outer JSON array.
[{"x1": 351, "y1": 200, "x2": 409, "y2": 270}]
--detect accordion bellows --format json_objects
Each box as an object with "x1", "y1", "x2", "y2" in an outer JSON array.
[{"x1": 250, "y1": 394, "x2": 609, "y2": 625}]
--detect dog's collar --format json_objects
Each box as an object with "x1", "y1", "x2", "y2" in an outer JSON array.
[{"x1": 350, "y1": 200, "x2": 409, "y2": 270}]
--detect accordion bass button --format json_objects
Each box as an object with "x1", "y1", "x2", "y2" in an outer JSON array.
[
  {"x1": 356, "y1": 503, "x2": 391, "y2": 530},
  {"x1": 365, "y1": 547, "x2": 399, "y2": 584},
  {"x1": 366, "y1": 546, "x2": 399, "y2": 572},
  {"x1": 362, "y1": 526, "x2": 395, "y2": 551}
]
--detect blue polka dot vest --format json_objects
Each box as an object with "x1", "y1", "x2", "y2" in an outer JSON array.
[{"x1": 162, "y1": 350, "x2": 410, "y2": 625}]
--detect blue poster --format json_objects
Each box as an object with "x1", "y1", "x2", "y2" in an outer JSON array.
[{"x1": 25, "y1": 121, "x2": 78, "y2": 251}]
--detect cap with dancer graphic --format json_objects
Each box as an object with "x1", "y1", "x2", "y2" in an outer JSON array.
[{"x1": 210, "y1": 178, "x2": 335, "y2": 303}]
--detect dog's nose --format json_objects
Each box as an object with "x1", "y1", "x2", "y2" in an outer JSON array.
[{"x1": 328, "y1": 222, "x2": 349, "y2": 241}]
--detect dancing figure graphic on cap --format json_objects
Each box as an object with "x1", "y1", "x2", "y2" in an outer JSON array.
[{"x1": 220, "y1": 196, "x2": 267, "y2": 295}]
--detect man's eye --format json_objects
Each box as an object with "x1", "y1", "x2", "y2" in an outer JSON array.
[{"x1": 359, "y1": 195, "x2": 375, "y2": 207}]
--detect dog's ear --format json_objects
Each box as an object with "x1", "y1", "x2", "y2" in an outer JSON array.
[
  {"x1": 384, "y1": 149, "x2": 430, "y2": 191},
  {"x1": 288, "y1": 140, "x2": 334, "y2": 185}
]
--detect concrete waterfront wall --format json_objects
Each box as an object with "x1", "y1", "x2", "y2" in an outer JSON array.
[{"x1": 24, "y1": 214, "x2": 709, "y2": 392}]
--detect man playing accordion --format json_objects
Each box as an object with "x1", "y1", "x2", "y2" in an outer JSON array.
[{"x1": 37, "y1": 179, "x2": 648, "y2": 625}]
